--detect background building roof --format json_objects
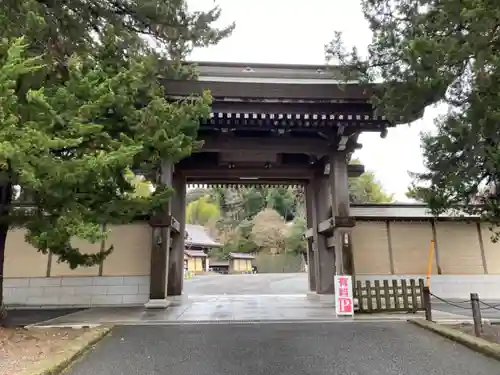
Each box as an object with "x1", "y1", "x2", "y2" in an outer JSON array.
[
  {"x1": 192, "y1": 61, "x2": 347, "y2": 84},
  {"x1": 184, "y1": 249, "x2": 208, "y2": 258},
  {"x1": 229, "y1": 252, "x2": 255, "y2": 260},
  {"x1": 185, "y1": 224, "x2": 221, "y2": 248}
]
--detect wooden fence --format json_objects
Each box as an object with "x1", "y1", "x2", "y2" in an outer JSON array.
[{"x1": 355, "y1": 278, "x2": 428, "y2": 313}]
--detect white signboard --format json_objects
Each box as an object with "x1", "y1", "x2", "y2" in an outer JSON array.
[{"x1": 334, "y1": 275, "x2": 354, "y2": 316}]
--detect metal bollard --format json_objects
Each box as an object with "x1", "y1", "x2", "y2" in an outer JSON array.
[
  {"x1": 423, "y1": 286, "x2": 432, "y2": 321},
  {"x1": 470, "y1": 293, "x2": 483, "y2": 337}
]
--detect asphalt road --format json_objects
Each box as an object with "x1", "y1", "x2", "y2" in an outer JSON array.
[{"x1": 67, "y1": 322, "x2": 499, "y2": 375}]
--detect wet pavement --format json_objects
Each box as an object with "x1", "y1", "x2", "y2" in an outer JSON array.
[
  {"x1": 186, "y1": 274, "x2": 500, "y2": 318},
  {"x1": 32, "y1": 296, "x2": 466, "y2": 326},
  {"x1": 183, "y1": 273, "x2": 309, "y2": 295},
  {"x1": 65, "y1": 322, "x2": 500, "y2": 375},
  {"x1": 34, "y1": 274, "x2": 467, "y2": 326},
  {"x1": 34, "y1": 294, "x2": 351, "y2": 325},
  {"x1": 33, "y1": 274, "x2": 348, "y2": 325}
]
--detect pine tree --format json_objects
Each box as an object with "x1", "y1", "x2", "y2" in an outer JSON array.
[
  {"x1": 0, "y1": 36, "x2": 210, "y2": 317},
  {"x1": 327, "y1": 0, "x2": 500, "y2": 230},
  {"x1": 0, "y1": 0, "x2": 234, "y2": 61},
  {"x1": 0, "y1": 0, "x2": 233, "y2": 321}
]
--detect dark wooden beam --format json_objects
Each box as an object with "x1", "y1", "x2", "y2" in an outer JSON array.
[
  {"x1": 170, "y1": 216, "x2": 180, "y2": 233},
  {"x1": 148, "y1": 161, "x2": 173, "y2": 304},
  {"x1": 305, "y1": 230, "x2": 346, "y2": 248},
  {"x1": 187, "y1": 179, "x2": 307, "y2": 186},
  {"x1": 210, "y1": 100, "x2": 374, "y2": 114},
  {"x1": 326, "y1": 236, "x2": 336, "y2": 248},
  {"x1": 306, "y1": 216, "x2": 356, "y2": 238},
  {"x1": 163, "y1": 79, "x2": 378, "y2": 101},
  {"x1": 198, "y1": 136, "x2": 332, "y2": 155},
  {"x1": 178, "y1": 159, "x2": 364, "y2": 177},
  {"x1": 318, "y1": 219, "x2": 334, "y2": 233},
  {"x1": 148, "y1": 215, "x2": 180, "y2": 234},
  {"x1": 200, "y1": 124, "x2": 387, "y2": 133},
  {"x1": 347, "y1": 164, "x2": 364, "y2": 177},
  {"x1": 182, "y1": 166, "x2": 312, "y2": 180},
  {"x1": 200, "y1": 115, "x2": 389, "y2": 132},
  {"x1": 318, "y1": 217, "x2": 356, "y2": 233}
]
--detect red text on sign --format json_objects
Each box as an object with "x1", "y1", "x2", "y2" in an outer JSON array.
[
  {"x1": 338, "y1": 277, "x2": 349, "y2": 287},
  {"x1": 338, "y1": 298, "x2": 353, "y2": 313},
  {"x1": 338, "y1": 286, "x2": 349, "y2": 297}
]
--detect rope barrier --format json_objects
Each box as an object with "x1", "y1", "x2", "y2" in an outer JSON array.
[
  {"x1": 424, "y1": 290, "x2": 500, "y2": 339},
  {"x1": 429, "y1": 292, "x2": 472, "y2": 309},
  {"x1": 429, "y1": 291, "x2": 500, "y2": 312},
  {"x1": 478, "y1": 300, "x2": 500, "y2": 311}
]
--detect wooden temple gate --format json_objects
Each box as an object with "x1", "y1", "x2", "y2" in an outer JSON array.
[{"x1": 146, "y1": 62, "x2": 394, "y2": 308}]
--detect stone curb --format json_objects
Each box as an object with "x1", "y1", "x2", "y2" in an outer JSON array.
[
  {"x1": 409, "y1": 319, "x2": 500, "y2": 361},
  {"x1": 18, "y1": 326, "x2": 113, "y2": 375}
]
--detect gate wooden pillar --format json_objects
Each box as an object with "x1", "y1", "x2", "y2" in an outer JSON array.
[
  {"x1": 146, "y1": 161, "x2": 173, "y2": 309},
  {"x1": 311, "y1": 168, "x2": 336, "y2": 295},
  {"x1": 305, "y1": 182, "x2": 316, "y2": 292},
  {"x1": 167, "y1": 171, "x2": 186, "y2": 296},
  {"x1": 329, "y1": 152, "x2": 355, "y2": 277}
]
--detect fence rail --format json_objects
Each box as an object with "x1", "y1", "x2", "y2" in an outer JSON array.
[{"x1": 355, "y1": 278, "x2": 426, "y2": 313}]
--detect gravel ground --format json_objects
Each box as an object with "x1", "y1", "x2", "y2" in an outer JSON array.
[
  {"x1": 453, "y1": 322, "x2": 500, "y2": 344},
  {"x1": 4, "y1": 308, "x2": 86, "y2": 327},
  {"x1": 0, "y1": 327, "x2": 94, "y2": 375}
]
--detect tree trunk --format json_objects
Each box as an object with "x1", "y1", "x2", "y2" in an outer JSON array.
[{"x1": 0, "y1": 181, "x2": 13, "y2": 326}]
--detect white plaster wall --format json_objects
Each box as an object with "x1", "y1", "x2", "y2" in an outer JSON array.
[
  {"x1": 4, "y1": 276, "x2": 150, "y2": 307},
  {"x1": 357, "y1": 275, "x2": 500, "y2": 300}
]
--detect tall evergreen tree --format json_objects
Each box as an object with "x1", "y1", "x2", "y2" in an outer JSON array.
[
  {"x1": 326, "y1": 0, "x2": 499, "y2": 227},
  {"x1": 0, "y1": 1, "x2": 233, "y2": 321},
  {"x1": 1, "y1": 0, "x2": 234, "y2": 60},
  {"x1": 349, "y1": 172, "x2": 393, "y2": 204}
]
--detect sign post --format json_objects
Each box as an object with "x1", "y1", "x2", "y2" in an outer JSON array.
[{"x1": 334, "y1": 275, "x2": 354, "y2": 316}]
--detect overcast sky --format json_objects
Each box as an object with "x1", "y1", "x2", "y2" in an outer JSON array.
[{"x1": 187, "y1": 0, "x2": 441, "y2": 201}]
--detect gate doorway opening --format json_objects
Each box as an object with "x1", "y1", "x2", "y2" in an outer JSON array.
[{"x1": 182, "y1": 182, "x2": 310, "y2": 297}]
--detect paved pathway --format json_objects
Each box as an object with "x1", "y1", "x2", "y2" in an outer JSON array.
[
  {"x1": 38, "y1": 294, "x2": 439, "y2": 326},
  {"x1": 66, "y1": 322, "x2": 499, "y2": 375},
  {"x1": 35, "y1": 274, "x2": 343, "y2": 325},
  {"x1": 36, "y1": 273, "x2": 466, "y2": 326},
  {"x1": 183, "y1": 273, "x2": 309, "y2": 295}
]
